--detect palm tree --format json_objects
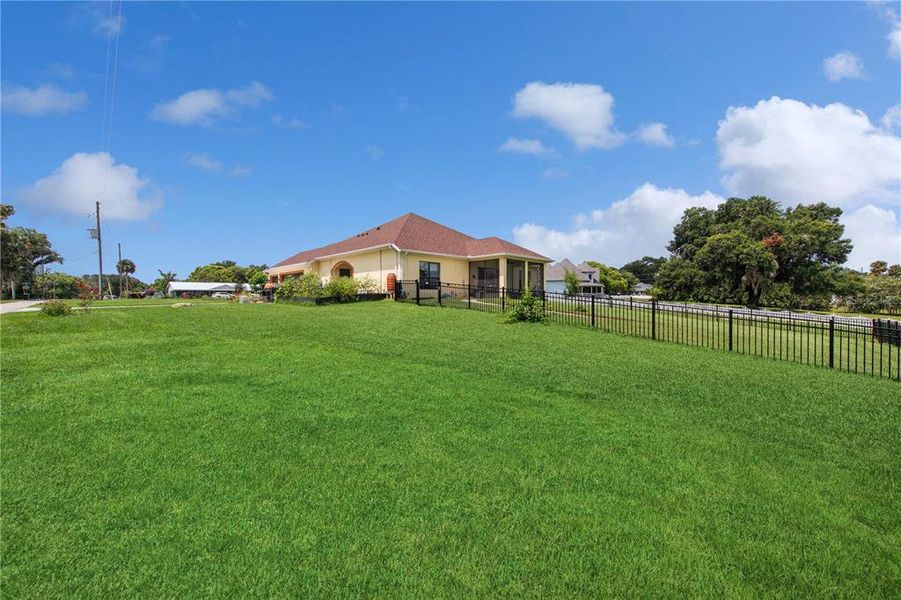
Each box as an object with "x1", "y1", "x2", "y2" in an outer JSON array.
[{"x1": 116, "y1": 259, "x2": 136, "y2": 298}]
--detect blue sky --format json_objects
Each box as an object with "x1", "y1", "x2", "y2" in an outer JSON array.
[{"x1": 2, "y1": 1, "x2": 900, "y2": 281}]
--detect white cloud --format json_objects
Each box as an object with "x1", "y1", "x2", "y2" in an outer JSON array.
[
  {"x1": 871, "y1": 2, "x2": 901, "y2": 58},
  {"x1": 45, "y1": 62, "x2": 77, "y2": 80},
  {"x1": 823, "y1": 51, "x2": 865, "y2": 81},
  {"x1": 366, "y1": 145, "x2": 385, "y2": 161},
  {"x1": 272, "y1": 114, "x2": 310, "y2": 130},
  {"x1": 541, "y1": 167, "x2": 570, "y2": 180},
  {"x1": 890, "y1": 28, "x2": 901, "y2": 59},
  {"x1": 129, "y1": 34, "x2": 170, "y2": 72},
  {"x1": 512, "y1": 81, "x2": 625, "y2": 150},
  {"x1": 717, "y1": 96, "x2": 901, "y2": 208},
  {"x1": 150, "y1": 82, "x2": 273, "y2": 126},
  {"x1": 224, "y1": 81, "x2": 273, "y2": 107},
  {"x1": 513, "y1": 183, "x2": 723, "y2": 264},
  {"x1": 185, "y1": 153, "x2": 223, "y2": 172},
  {"x1": 19, "y1": 152, "x2": 162, "y2": 221},
  {"x1": 882, "y1": 104, "x2": 901, "y2": 131},
  {"x1": 1, "y1": 83, "x2": 88, "y2": 116},
  {"x1": 843, "y1": 204, "x2": 901, "y2": 269},
  {"x1": 229, "y1": 165, "x2": 253, "y2": 177},
  {"x1": 636, "y1": 122, "x2": 674, "y2": 148},
  {"x1": 73, "y1": 2, "x2": 125, "y2": 37},
  {"x1": 498, "y1": 137, "x2": 552, "y2": 156},
  {"x1": 185, "y1": 154, "x2": 252, "y2": 177}
]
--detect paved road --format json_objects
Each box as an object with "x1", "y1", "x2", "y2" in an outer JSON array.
[{"x1": 0, "y1": 300, "x2": 44, "y2": 314}]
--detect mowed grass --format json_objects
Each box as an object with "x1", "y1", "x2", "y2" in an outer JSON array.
[
  {"x1": 435, "y1": 291, "x2": 899, "y2": 379},
  {"x1": 2, "y1": 301, "x2": 899, "y2": 597}
]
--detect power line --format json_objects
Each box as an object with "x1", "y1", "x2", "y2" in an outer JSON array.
[
  {"x1": 100, "y1": 0, "x2": 114, "y2": 150},
  {"x1": 67, "y1": 249, "x2": 99, "y2": 264},
  {"x1": 105, "y1": 0, "x2": 125, "y2": 153}
]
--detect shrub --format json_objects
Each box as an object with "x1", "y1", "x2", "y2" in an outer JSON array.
[
  {"x1": 760, "y1": 282, "x2": 798, "y2": 310},
  {"x1": 356, "y1": 275, "x2": 380, "y2": 293},
  {"x1": 297, "y1": 273, "x2": 323, "y2": 297},
  {"x1": 41, "y1": 300, "x2": 72, "y2": 317},
  {"x1": 275, "y1": 277, "x2": 301, "y2": 301},
  {"x1": 76, "y1": 281, "x2": 95, "y2": 308},
  {"x1": 505, "y1": 287, "x2": 546, "y2": 323},
  {"x1": 324, "y1": 276, "x2": 359, "y2": 302}
]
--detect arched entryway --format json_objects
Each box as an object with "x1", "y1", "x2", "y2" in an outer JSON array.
[{"x1": 331, "y1": 261, "x2": 354, "y2": 279}]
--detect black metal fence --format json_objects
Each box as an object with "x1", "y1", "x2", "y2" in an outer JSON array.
[{"x1": 395, "y1": 280, "x2": 900, "y2": 382}]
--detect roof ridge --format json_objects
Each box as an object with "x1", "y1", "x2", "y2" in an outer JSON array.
[{"x1": 402, "y1": 212, "x2": 477, "y2": 241}]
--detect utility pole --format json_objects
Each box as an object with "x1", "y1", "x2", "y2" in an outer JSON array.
[
  {"x1": 118, "y1": 242, "x2": 122, "y2": 297},
  {"x1": 96, "y1": 201, "x2": 103, "y2": 300}
]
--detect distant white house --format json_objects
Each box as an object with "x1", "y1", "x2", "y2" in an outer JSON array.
[
  {"x1": 546, "y1": 259, "x2": 605, "y2": 294},
  {"x1": 166, "y1": 281, "x2": 250, "y2": 297},
  {"x1": 634, "y1": 282, "x2": 653, "y2": 294}
]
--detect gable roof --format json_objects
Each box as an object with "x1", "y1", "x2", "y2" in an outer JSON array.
[
  {"x1": 271, "y1": 213, "x2": 551, "y2": 268},
  {"x1": 547, "y1": 259, "x2": 601, "y2": 282}
]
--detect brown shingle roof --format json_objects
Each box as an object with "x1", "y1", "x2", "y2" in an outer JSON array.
[{"x1": 272, "y1": 213, "x2": 551, "y2": 268}]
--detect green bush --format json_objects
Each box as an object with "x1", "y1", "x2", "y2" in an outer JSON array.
[
  {"x1": 275, "y1": 277, "x2": 301, "y2": 301},
  {"x1": 296, "y1": 273, "x2": 323, "y2": 297},
  {"x1": 843, "y1": 275, "x2": 901, "y2": 315},
  {"x1": 505, "y1": 288, "x2": 546, "y2": 323},
  {"x1": 276, "y1": 273, "x2": 323, "y2": 301},
  {"x1": 40, "y1": 300, "x2": 72, "y2": 317},
  {"x1": 324, "y1": 276, "x2": 359, "y2": 302}
]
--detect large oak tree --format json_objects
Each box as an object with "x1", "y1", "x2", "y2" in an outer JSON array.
[{"x1": 657, "y1": 196, "x2": 852, "y2": 307}]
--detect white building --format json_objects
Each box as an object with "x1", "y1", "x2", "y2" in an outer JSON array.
[
  {"x1": 545, "y1": 259, "x2": 605, "y2": 294},
  {"x1": 166, "y1": 281, "x2": 250, "y2": 297}
]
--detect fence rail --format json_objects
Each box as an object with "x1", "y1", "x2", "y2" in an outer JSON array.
[{"x1": 395, "y1": 280, "x2": 900, "y2": 382}]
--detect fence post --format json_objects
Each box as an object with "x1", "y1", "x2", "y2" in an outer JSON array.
[
  {"x1": 829, "y1": 317, "x2": 835, "y2": 368},
  {"x1": 591, "y1": 295, "x2": 596, "y2": 328},
  {"x1": 651, "y1": 299, "x2": 657, "y2": 340},
  {"x1": 728, "y1": 309, "x2": 733, "y2": 351},
  {"x1": 415, "y1": 280, "x2": 420, "y2": 306},
  {"x1": 438, "y1": 282, "x2": 442, "y2": 306},
  {"x1": 467, "y1": 283, "x2": 471, "y2": 309},
  {"x1": 501, "y1": 287, "x2": 506, "y2": 312}
]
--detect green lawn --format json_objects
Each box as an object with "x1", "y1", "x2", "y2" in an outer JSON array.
[
  {"x1": 2, "y1": 301, "x2": 899, "y2": 596},
  {"x1": 44, "y1": 297, "x2": 224, "y2": 307},
  {"x1": 429, "y1": 290, "x2": 899, "y2": 379}
]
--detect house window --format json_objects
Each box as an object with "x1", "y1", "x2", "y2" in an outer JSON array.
[
  {"x1": 338, "y1": 268, "x2": 352, "y2": 278},
  {"x1": 419, "y1": 261, "x2": 440, "y2": 289}
]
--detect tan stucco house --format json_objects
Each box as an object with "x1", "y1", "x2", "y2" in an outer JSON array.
[{"x1": 266, "y1": 213, "x2": 552, "y2": 292}]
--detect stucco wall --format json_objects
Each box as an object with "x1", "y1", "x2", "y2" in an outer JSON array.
[
  {"x1": 268, "y1": 247, "x2": 550, "y2": 291},
  {"x1": 314, "y1": 248, "x2": 399, "y2": 290},
  {"x1": 402, "y1": 253, "x2": 470, "y2": 286}
]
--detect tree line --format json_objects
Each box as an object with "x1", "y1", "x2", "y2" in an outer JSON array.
[
  {"x1": 567, "y1": 196, "x2": 898, "y2": 315},
  {"x1": 1, "y1": 203, "x2": 269, "y2": 300}
]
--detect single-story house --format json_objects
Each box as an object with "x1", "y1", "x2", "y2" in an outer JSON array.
[
  {"x1": 633, "y1": 282, "x2": 653, "y2": 294},
  {"x1": 166, "y1": 281, "x2": 250, "y2": 297},
  {"x1": 266, "y1": 212, "x2": 552, "y2": 292},
  {"x1": 546, "y1": 259, "x2": 605, "y2": 294}
]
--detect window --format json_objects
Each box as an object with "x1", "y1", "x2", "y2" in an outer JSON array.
[
  {"x1": 338, "y1": 268, "x2": 352, "y2": 278},
  {"x1": 419, "y1": 261, "x2": 440, "y2": 289}
]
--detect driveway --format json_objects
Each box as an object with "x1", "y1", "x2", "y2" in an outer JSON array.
[{"x1": 0, "y1": 300, "x2": 44, "y2": 314}]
